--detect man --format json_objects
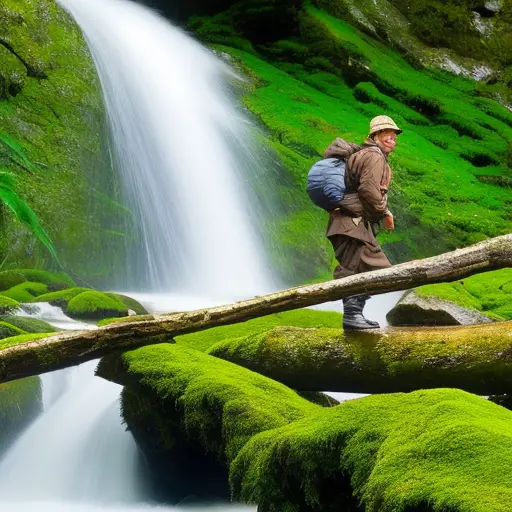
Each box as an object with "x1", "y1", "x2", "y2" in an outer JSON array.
[{"x1": 323, "y1": 115, "x2": 401, "y2": 330}]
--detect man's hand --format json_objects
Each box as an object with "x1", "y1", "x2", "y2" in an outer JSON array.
[{"x1": 383, "y1": 212, "x2": 394, "y2": 231}]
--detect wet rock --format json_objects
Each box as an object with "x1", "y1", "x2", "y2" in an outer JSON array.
[{"x1": 386, "y1": 289, "x2": 494, "y2": 326}]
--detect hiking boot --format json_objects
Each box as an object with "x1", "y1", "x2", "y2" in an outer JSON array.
[
  {"x1": 342, "y1": 296, "x2": 378, "y2": 330},
  {"x1": 356, "y1": 295, "x2": 380, "y2": 328}
]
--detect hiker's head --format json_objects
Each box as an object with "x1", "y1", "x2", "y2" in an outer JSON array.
[{"x1": 369, "y1": 116, "x2": 401, "y2": 154}]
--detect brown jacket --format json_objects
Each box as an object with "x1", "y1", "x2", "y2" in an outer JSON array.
[{"x1": 323, "y1": 137, "x2": 392, "y2": 242}]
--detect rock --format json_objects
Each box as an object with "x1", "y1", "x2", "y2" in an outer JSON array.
[{"x1": 386, "y1": 289, "x2": 494, "y2": 326}]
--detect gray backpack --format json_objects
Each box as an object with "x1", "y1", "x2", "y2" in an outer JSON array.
[{"x1": 306, "y1": 157, "x2": 346, "y2": 211}]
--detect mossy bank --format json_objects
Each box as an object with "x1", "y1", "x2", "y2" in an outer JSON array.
[{"x1": 0, "y1": 0, "x2": 128, "y2": 285}]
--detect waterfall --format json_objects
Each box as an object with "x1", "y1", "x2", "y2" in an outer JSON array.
[{"x1": 57, "y1": 0, "x2": 275, "y2": 297}]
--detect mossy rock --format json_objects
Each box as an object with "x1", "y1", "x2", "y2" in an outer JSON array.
[
  {"x1": 35, "y1": 287, "x2": 91, "y2": 309},
  {"x1": 386, "y1": 289, "x2": 495, "y2": 326},
  {"x1": 66, "y1": 290, "x2": 128, "y2": 320},
  {"x1": 207, "y1": 323, "x2": 512, "y2": 395},
  {"x1": 0, "y1": 269, "x2": 75, "y2": 293},
  {"x1": 106, "y1": 293, "x2": 148, "y2": 315},
  {"x1": 0, "y1": 315, "x2": 57, "y2": 334},
  {"x1": 0, "y1": 321, "x2": 26, "y2": 340},
  {"x1": 99, "y1": 343, "x2": 512, "y2": 511},
  {"x1": 232, "y1": 388, "x2": 512, "y2": 512},
  {"x1": 0, "y1": 295, "x2": 20, "y2": 315},
  {"x1": 1, "y1": 282, "x2": 48, "y2": 303},
  {"x1": 0, "y1": 376, "x2": 42, "y2": 455},
  {"x1": 407, "y1": 269, "x2": 512, "y2": 322}
]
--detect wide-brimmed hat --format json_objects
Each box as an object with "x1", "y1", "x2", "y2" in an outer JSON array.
[{"x1": 369, "y1": 115, "x2": 402, "y2": 136}]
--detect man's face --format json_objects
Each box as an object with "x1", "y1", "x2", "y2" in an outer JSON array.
[{"x1": 376, "y1": 130, "x2": 398, "y2": 154}]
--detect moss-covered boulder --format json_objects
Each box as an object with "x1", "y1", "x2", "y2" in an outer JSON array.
[
  {"x1": 176, "y1": 309, "x2": 342, "y2": 351},
  {"x1": 232, "y1": 388, "x2": 512, "y2": 512},
  {"x1": 0, "y1": 321, "x2": 25, "y2": 340},
  {"x1": 0, "y1": 315, "x2": 56, "y2": 334},
  {"x1": 35, "y1": 287, "x2": 146, "y2": 321},
  {"x1": 0, "y1": 269, "x2": 75, "y2": 293},
  {"x1": 106, "y1": 293, "x2": 148, "y2": 316},
  {"x1": 0, "y1": 296, "x2": 20, "y2": 315},
  {"x1": 387, "y1": 289, "x2": 495, "y2": 326},
  {"x1": 98, "y1": 344, "x2": 512, "y2": 511},
  {"x1": 1, "y1": 282, "x2": 48, "y2": 303},
  {"x1": 35, "y1": 287, "x2": 91, "y2": 309},
  {"x1": 388, "y1": 269, "x2": 512, "y2": 325},
  {"x1": 66, "y1": 290, "x2": 128, "y2": 320},
  {"x1": 0, "y1": 376, "x2": 42, "y2": 455}
]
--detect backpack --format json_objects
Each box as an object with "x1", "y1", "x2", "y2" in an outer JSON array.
[{"x1": 306, "y1": 157, "x2": 346, "y2": 211}]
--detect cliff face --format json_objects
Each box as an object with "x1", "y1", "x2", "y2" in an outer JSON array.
[{"x1": 0, "y1": 0, "x2": 127, "y2": 285}]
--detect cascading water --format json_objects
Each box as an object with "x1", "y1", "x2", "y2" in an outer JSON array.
[
  {"x1": 57, "y1": 0, "x2": 274, "y2": 297},
  {"x1": 0, "y1": 1, "x2": 276, "y2": 509}
]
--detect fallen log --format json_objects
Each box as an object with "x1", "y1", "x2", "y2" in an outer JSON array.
[
  {"x1": 0, "y1": 234, "x2": 511, "y2": 383},
  {"x1": 207, "y1": 322, "x2": 512, "y2": 395}
]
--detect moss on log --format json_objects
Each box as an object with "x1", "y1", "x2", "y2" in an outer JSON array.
[
  {"x1": 208, "y1": 322, "x2": 512, "y2": 394},
  {"x1": 98, "y1": 344, "x2": 512, "y2": 512},
  {"x1": 0, "y1": 234, "x2": 511, "y2": 383}
]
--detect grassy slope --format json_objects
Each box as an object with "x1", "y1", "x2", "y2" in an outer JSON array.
[{"x1": 193, "y1": 3, "x2": 512, "y2": 284}]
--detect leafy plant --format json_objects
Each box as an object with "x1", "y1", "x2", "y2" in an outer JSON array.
[{"x1": 0, "y1": 170, "x2": 57, "y2": 261}]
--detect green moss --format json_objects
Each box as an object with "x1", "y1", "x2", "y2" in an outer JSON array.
[
  {"x1": 0, "y1": 332, "x2": 50, "y2": 350},
  {"x1": 106, "y1": 293, "x2": 148, "y2": 315},
  {"x1": 1, "y1": 281, "x2": 48, "y2": 302},
  {"x1": 232, "y1": 388, "x2": 512, "y2": 511},
  {"x1": 208, "y1": 323, "x2": 512, "y2": 394},
  {"x1": 99, "y1": 344, "x2": 318, "y2": 462},
  {"x1": 0, "y1": 376, "x2": 42, "y2": 455},
  {"x1": 176, "y1": 309, "x2": 342, "y2": 351},
  {"x1": 416, "y1": 269, "x2": 512, "y2": 320},
  {"x1": 0, "y1": 269, "x2": 74, "y2": 292},
  {"x1": 35, "y1": 286, "x2": 91, "y2": 308},
  {"x1": 0, "y1": 0, "x2": 129, "y2": 283},
  {"x1": 101, "y1": 340, "x2": 512, "y2": 511},
  {"x1": 0, "y1": 315, "x2": 57, "y2": 334},
  {"x1": 0, "y1": 321, "x2": 26, "y2": 339},
  {"x1": 66, "y1": 290, "x2": 127, "y2": 320},
  {"x1": 0, "y1": 295, "x2": 20, "y2": 314}
]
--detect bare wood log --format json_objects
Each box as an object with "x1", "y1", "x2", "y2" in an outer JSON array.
[
  {"x1": 0, "y1": 234, "x2": 511, "y2": 383},
  {"x1": 208, "y1": 323, "x2": 512, "y2": 395}
]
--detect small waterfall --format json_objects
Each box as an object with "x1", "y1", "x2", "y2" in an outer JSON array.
[
  {"x1": 57, "y1": 0, "x2": 275, "y2": 297},
  {"x1": 0, "y1": 361, "x2": 145, "y2": 504}
]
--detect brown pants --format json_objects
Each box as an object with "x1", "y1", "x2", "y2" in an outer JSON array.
[{"x1": 328, "y1": 234, "x2": 391, "y2": 279}]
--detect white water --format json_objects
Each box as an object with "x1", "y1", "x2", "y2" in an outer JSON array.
[
  {"x1": 0, "y1": 300, "x2": 256, "y2": 511},
  {"x1": 56, "y1": 0, "x2": 273, "y2": 297}
]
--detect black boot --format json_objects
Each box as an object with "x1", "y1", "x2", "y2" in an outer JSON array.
[
  {"x1": 356, "y1": 295, "x2": 380, "y2": 328},
  {"x1": 342, "y1": 296, "x2": 378, "y2": 331}
]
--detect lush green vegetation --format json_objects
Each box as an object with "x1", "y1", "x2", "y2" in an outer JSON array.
[
  {"x1": 66, "y1": 290, "x2": 128, "y2": 320},
  {"x1": 416, "y1": 268, "x2": 512, "y2": 321},
  {"x1": 101, "y1": 342, "x2": 512, "y2": 511},
  {"x1": 233, "y1": 387, "x2": 512, "y2": 511},
  {"x1": 190, "y1": 1, "x2": 512, "y2": 283},
  {"x1": 0, "y1": 269, "x2": 74, "y2": 292},
  {"x1": 177, "y1": 309, "x2": 342, "y2": 351},
  {"x1": 0, "y1": 0, "x2": 129, "y2": 284}
]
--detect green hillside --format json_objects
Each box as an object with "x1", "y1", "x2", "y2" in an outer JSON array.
[{"x1": 190, "y1": 0, "x2": 512, "y2": 282}]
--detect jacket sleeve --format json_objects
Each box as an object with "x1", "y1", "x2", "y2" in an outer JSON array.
[{"x1": 357, "y1": 151, "x2": 388, "y2": 218}]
